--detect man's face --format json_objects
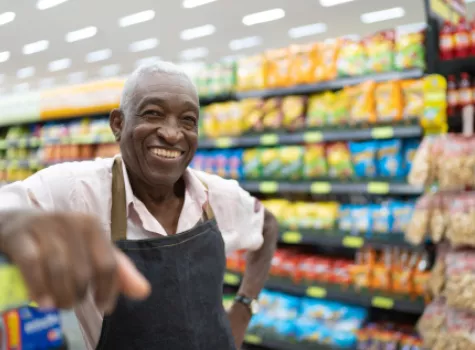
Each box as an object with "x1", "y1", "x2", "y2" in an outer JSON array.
[{"x1": 111, "y1": 71, "x2": 200, "y2": 186}]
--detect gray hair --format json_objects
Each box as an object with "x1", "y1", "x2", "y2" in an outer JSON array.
[{"x1": 119, "y1": 60, "x2": 198, "y2": 113}]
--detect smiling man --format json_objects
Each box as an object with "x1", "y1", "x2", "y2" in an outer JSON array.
[{"x1": 0, "y1": 61, "x2": 278, "y2": 350}]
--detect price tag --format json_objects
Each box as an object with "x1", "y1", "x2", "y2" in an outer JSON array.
[
  {"x1": 367, "y1": 182, "x2": 390, "y2": 194},
  {"x1": 342, "y1": 236, "x2": 364, "y2": 248},
  {"x1": 244, "y1": 334, "x2": 262, "y2": 345},
  {"x1": 0, "y1": 265, "x2": 29, "y2": 313},
  {"x1": 259, "y1": 134, "x2": 279, "y2": 146},
  {"x1": 372, "y1": 296, "x2": 394, "y2": 309},
  {"x1": 259, "y1": 182, "x2": 278, "y2": 193},
  {"x1": 281, "y1": 231, "x2": 302, "y2": 244},
  {"x1": 215, "y1": 137, "x2": 232, "y2": 148},
  {"x1": 303, "y1": 131, "x2": 323, "y2": 143},
  {"x1": 306, "y1": 286, "x2": 327, "y2": 298},
  {"x1": 371, "y1": 127, "x2": 394, "y2": 139},
  {"x1": 223, "y1": 272, "x2": 240, "y2": 286},
  {"x1": 310, "y1": 182, "x2": 331, "y2": 194}
]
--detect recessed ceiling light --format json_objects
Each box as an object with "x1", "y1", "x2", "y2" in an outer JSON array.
[
  {"x1": 17, "y1": 67, "x2": 35, "y2": 79},
  {"x1": 242, "y1": 8, "x2": 285, "y2": 26},
  {"x1": 68, "y1": 71, "x2": 86, "y2": 84},
  {"x1": 320, "y1": 0, "x2": 355, "y2": 6},
  {"x1": 135, "y1": 56, "x2": 161, "y2": 68},
  {"x1": 119, "y1": 10, "x2": 155, "y2": 27},
  {"x1": 22, "y1": 40, "x2": 49, "y2": 55},
  {"x1": 0, "y1": 12, "x2": 15, "y2": 26},
  {"x1": 183, "y1": 0, "x2": 218, "y2": 8},
  {"x1": 0, "y1": 51, "x2": 10, "y2": 63},
  {"x1": 288, "y1": 23, "x2": 327, "y2": 38},
  {"x1": 180, "y1": 47, "x2": 209, "y2": 60},
  {"x1": 229, "y1": 36, "x2": 262, "y2": 51},
  {"x1": 66, "y1": 26, "x2": 97, "y2": 43},
  {"x1": 48, "y1": 58, "x2": 71, "y2": 72},
  {"x1": 86, "y1": 49, "x2": 112, "y2": 63},
  {"x1": 39, "y1": 78, "x2": 55, "y2": 88},
  {"x1": 180, "y1": 24, "x2": 216, "y2": 40},
  {"x1": 128, "y1": 38, "x2": 159, "y2": 53},
  {"x1": 14, "y1": 83, "x2": 29, "y2": 93},
  {"x1": 36, "y1": 0, "x2": 69, "y2": 10},
  {"x1": 361, "y1": 7, "x2": 405, "y2": 24},
  {"x1": 100, "y1": 64, "x2": 121, "y2": 77}
]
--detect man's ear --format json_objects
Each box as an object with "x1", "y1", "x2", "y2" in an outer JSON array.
[{"x1": 109, "y1": 108, "x2": 124, "y2": 141}]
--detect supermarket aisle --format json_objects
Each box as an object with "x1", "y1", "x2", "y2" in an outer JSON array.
[{"x1": 61, "y1": 311, "x2": 86, "y2": 350}]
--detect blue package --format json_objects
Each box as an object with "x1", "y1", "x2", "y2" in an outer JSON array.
[
  {"x1": 330, "y1": 329, "x2": 358, "y2": 349},
  {"x1": 403, "y1": 139, "x2": 420, "y2": 177},
  {"x1": 227, "y1": 149, "x2": 243, "y2": 180},
  {"x1": 338, "y1": 205, "x2": 353, "y2": 233},
  {"x1": 272, "y1": 319, "x2": 296, "y2": 338},
  {"x1": 351, "y1": 205, "x2": 371, "y2": 235},
  {"x1": 349, "y1": 141, "x2": 377, "y2": 178},
  {"x1": 215, "y1": 150, "x2": 228, "y2": 178},
  {"x1": 377, "y1": 139, "x2": 404, "y2": 178},
  {"x1": 369, "y1": 203, "x2": 392, "y2": 236},
  {"x1": 270, "y1": 293, "x2": 300, "y2": 320},
  {"x1": 390, "y1": 200, "x2": 415, "y2": 234},
  {"x1": 295, "y1": 318, "x2": 333, "y2": 345}
]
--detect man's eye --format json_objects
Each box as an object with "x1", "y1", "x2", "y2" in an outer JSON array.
[
  {"x1": 144, "y1": 110, "x2": 161, "y2": 117},
  {"x1": 183, "y1": 116, "x2": 197, "y2": 124}
]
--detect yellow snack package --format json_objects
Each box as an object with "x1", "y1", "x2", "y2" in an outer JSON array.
[
  {"x1": 303, "y1": 144, "x2": 328, "y2": 179},
  {"x1": 422, "y1": 75, "x2": 447, "y2": 133},
  {"x1": 314, "y1": 39, "x2": 340, "y2": 82},
  {"x1": 278, "y1": 146, "x2": 304, "y2": 180},
  {"x1": 375, "y1": 81, "x2": 403, "y2": 123},
  {"x1": 289, "y1": 43, "x2": 318, "y2": 85},
  {"x1": 242, "y1": 148, "x2": 263, "y2": 179},
  {"x1": 307, "y1": 93, "x2": 331, "y2": 128},
  {"x1": 336, "y1": 37, "x2": 367, "y2": 77},
  {"x1": 261, "y1": 147, "x2": 282, "y2": 179},
  {"x1": 240, "y1": 98, "x2": 264, "y2": 133},
  {"x1": 315, "y1": 202, "x2": 340, "y2": 230},
  {"x1": 236, "y1": 55, "x2": 266, "y2": 91},
  {"x1": 282, "y1": 95, "x2": 306, "y2": 131},
  {"x1": 347, "y1": 81, "x2": 376, "y2": 124},
  {"x1": 262, "y1": 199, "x2": 290, "y2": 223},
  {"x1": 261, "y1": 98, "x2": 283, "y2": 131},
  {"x1": 265, "y1": 48, "x2": 291, "y2": 88},
  {"x1": 202, "y1": 104, "x2": 220, "y2": 139},
  {"x1": 401, "y1": 79, "x2": 424, "y2": 120},
  {"x1": 327, "y1": 90, "x2": 350, "y2": 126}
]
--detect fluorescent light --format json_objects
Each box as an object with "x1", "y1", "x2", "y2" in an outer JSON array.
[
  {"x1": 48, "y1": 58, "x2": 71, "y2": 72},
  {"x1": 68, "y1": 71, "x2": 86, "y2": 84},
  {"x1": 66, "y1": 26, "x2": 97, "y2": 42},
  {"x1": 180, "y1": 24, "x2": 216, "y2": 40},
  {"x1": 183, "y1": 0, "x2": 218, "y2": 8},
  {"x1": 289, "y1": 23, "x2": 327, "y2": 38},
  {"x1": 17, "y1": 67, "x2": 35, "y2": 79},
  {"x1": 229, "y1": 36, "x2": 262, "y2": 51},
  {"x1": 0, "y1": 12, "x2": 15, "y2": 26},
  {"x1": 119, "y1": 10, "x2": 155, "y2": 27},
  {"x1": 0, "y1": 51, "x2": 10, "y2": 63},
  {"x1": 320, "y1": 0, "x2": 355, "y2": 6},
  {"x1": 242, "y1": 8, "x2": 285, "y2": 26},
  {"x1": 180, "y1": 47, "x2": 209, "y2": 60},
  {"x1": 100, "y1": 64, "x2": 121, "y2": 77},
  {"x1": 14, "y1": 83, "x2": 29, "y2": 93},
  {"x1": 86, "y1": 49, "x2": 112, "y2": 63},
  {"x1": 22, "y1": 40, "x2": 49, "y2": 55},
  {"x1": 128, "y1": 38, "x2": 159, "y2": 52},
  {"x1": 39, "y1": 78, "x2": 55, "y2": 88},
  {"x1": 36, "y1": 0, "x2": 69, "y2": 10},
  {"x1": 135, "y1": 56, "x2": 161, "y2": 68},
  {"x1": 361, "y1": 7, "x2": 405, "y2": 24}
]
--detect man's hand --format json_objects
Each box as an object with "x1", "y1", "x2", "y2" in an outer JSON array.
[{"x1": 0, "y1": 211, "x2": 151, "y2": 312}]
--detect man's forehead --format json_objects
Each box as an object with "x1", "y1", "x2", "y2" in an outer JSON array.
[{"x1": 130, "y1": 72, "x2": 197, "y2": 102}]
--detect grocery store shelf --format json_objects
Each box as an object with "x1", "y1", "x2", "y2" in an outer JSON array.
[
  {"x1": 236, "y1": 69, "x2": 424, "y2": 99},
  {"x1": 240, "y1": 181, "x2": 423, "y2": 196},
  {"x1": 224, "y1": 272, "x2": 426, "y2": 314},
  {"x1": 198, "y1": 124, "x2": 422, "y2": 149},
  {"x1": 436, "y1": 57, "x2": 475, "y2": 76},
  {"x1": 244, "y1": 335, "x2": 339, "y2": 350},
  {"x1": 199, "y1": 93, "x2": 236, "y2": 105}
]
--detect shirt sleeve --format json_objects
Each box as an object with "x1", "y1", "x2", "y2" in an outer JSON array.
[{"x1": 192, "y1": 170, "x2": 265, "y2": 253}]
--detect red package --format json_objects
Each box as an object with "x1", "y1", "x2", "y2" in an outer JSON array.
[{"x1": 332, "y1": 260, "x2": 353, "y2": 285}]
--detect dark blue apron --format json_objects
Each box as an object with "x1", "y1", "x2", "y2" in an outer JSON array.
[{"x1": 95, "y1": 158, "x2": 236, "y2": 350}]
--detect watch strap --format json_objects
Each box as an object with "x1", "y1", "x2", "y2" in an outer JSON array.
[{"x1": 234, "y1": 295, "x2": 254, "y2": 306}]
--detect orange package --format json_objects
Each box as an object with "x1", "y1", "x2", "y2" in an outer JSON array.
[
  {"x1": 371, "y1": 249, "x2": 392, "y2": 291},
  {"x1": 289, "y1": 43, "x2": 318, "y2": 85},
  {"x1": 236, "y1": 55, "x2": 266, "y2": 91},
  {"x1": 314, "y1": 40, "x2": 340, "y2": 82},
  {"x1": 265, "y1": 47, "x2": 291, "y2": 88},
  {"x1": 375, "y1": 81, "x2": 403, "y2": 123},
  {"x1": 347, "y1": 81, "x2": 376, "y2": 124},
  {"x1": 401, "y1": 79, "x2": 424, "y2": 120}
]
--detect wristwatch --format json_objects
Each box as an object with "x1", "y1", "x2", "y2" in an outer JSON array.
[{"x1": 234, "y1": 295, "x2": 259, "y2": 315}]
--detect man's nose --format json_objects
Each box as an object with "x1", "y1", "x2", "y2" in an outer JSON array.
[{"x1": 156, "y1": 119, "x2": 182, "y2": 145}]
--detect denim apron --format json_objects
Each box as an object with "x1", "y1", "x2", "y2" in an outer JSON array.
[{"x1": 95, "y1": 158, "x2": 236, "y2": 350}]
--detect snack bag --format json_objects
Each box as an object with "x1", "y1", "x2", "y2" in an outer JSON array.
[
  {"x1": 405, "y1": 194, "x2": 431, "y2": 245},
  {"x1": 227, "y1": 149, "x2": 243, "y2": 180},
  {"x1": 390, "y1": 200, "x2": 415, "y2": 234},
  {"x1": 265, "y1": 48, "x2": 291, "y2": 88},
  {"x1": 370, "y1": 203, "x2": 391, "y2": 235},
  {"x1": 236, "y1": 55, "x2": 266, "y2": 91},
  {"x1": 402, "y1": 139, "x2": 420, "y2": 177},
  {"x1": 445, "y1": 307, "x2": 475, "y2": 349},
  {"x1": 349, "y1": 141, "x2": 377, "y2": 178},
  {"x1": 306, "y1": 93, "x2": 330, "y2": 128},
  {"x1": 260, "y1": 147, "x2": 282, "y2": 179},
  {"x1": 408, "y1": 135, "x2": 438, "y2": 186},
  {"x1": 281, "y1": 95, "x2": 306, "y2": 131},
  {"x1": 395, "y1": 26, "x2": 426, "y2": 70},
  {"x1": 430, "y1": 193, "x2": 448, "y2": 243},
  {"x1": 347, "y1": 81, "x2": 376, "y2": 124},
  {"x1": 327, "y1": 90, "x2": 350, "y2": 126},
  {"x1": 376, "y1": 139, "x2": 404, "y2": 178},
  {"x1": 401, "y1": 79, "x2": 424, "y2": 119},
  {"x1": 364, "y1": 30, "x2": 395, "y2": 73},
  {"x1": 242, "y1": 148, "x2": 262, "y2": 179},
  {"x1": 289, "y1": 43, "x2": 318, "y2": 85},
  {"x1": 240, "y1": 98, "x2": 264, "y2": 133},
  {"x1": 445, "y1": 192, "x2": 475, "y2": 247},
  {"x1": 278, "y1": 146, "x2": 304, "y2": 180},
  {"x1": 260, "y1": 98, "x2": 283, "y2": 131},
  {"x1": 314, "y1": 39, "x2": 340, "y2": 82},
  {"x1": 428, "y1": 243, "x2": 449, "y2": 297},
  {"x1": 326, "y1": 142, "x2": 354, "y2": 178},
  {"x1": 336, "y1": 37, "x2": 367, "y2": 77},
  {"x1": 374, "y1": 81, "x2": 402, "y2": 122},
  {"x1": 417, "y1": 297, "x2": 448, "y2": 349},
  {"x1": 214, "y1": 150, "x2": 228, "y2": 178},
  {"x1": 445, "y1": 250, "x2": 475, "y2": 312},
  {"x1": 351, "y1": 205, "x2": 371, "y2": 235},
  {"x1": 303, "y1": 144, "x2": 328, "y2": 179},
  {"x1": 338, "y1": 205, "x2": 353, "y2": 232}
]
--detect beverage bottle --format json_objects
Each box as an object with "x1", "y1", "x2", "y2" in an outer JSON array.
[
  {"x1": 440, "y1": 20, "x2": 454, "y2": 60},
  {"x1": 447, "y1": 74, "x2": 459, "y2": 116},
  {"x1": 454, "y1": 17, "x2": 471, "y2": 58},
  {"x1": 459, "y1": 72, "x2": 473, "y2": 108},
  {"x1": 471, "y1": 16, "x2": 475, "y2": 56}
]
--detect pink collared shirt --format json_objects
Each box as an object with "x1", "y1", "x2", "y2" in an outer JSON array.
[{"x1": 0, "y1": 156, "x2": 264, "y2": 349}]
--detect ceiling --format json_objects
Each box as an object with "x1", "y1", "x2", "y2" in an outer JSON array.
[{"x1": 0, "y1": 0, "x2": 474, "y2": 94}]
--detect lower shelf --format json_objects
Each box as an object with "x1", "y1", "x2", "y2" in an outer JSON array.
[{"x1": 243, "y1": 335, "x2": 351, "y2": 350}]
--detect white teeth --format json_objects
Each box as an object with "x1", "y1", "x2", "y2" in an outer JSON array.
[{"x1": 151, "y1": 148, "x2": 181, "y2": 159}]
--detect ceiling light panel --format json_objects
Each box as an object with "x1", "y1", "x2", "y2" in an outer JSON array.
[
  {"x1": 361, "y1": 7, "x2": 405, "y2": 24},
  {"x1": 86, "y1": 49, "x2": 112, "y2": 63},
  {"x1": 0, "y1": 12, "x2": 15, "y2": 26},
  {"x1": 23, "y1": 40, "x2": 49, "y2": 55},
  {"x1": 129, "y1": 38, "x2": 159, "y2": 53},
  {"x1": 242, "y1": 8, "x2": 285, "y2": 26},
  {"x1": 183, "y1": 0, "x2": 218, "y2": 8},
  {"x1": 180, "y1": 24, "x2": 216, "y2": 40},
  {"x1": 66, "y1": 26, "x2": 97, "y2": 42},
  {"x1": 180, "y1": 47, "x2": 209, "y2": 60},
  {"x1": 48, "y1": 58, "x2": 71, "y2": 72},
  {"x1": 36, "y1": 0, "x2": 69, "y2": 10},
  {"x1": 289, "y1": 23, "x2": 327, "y2": 38},
  {"x1": 229, "y1": 36, "x2": 262, "y2": 51},
  {"x1": 320, "y1": 0, "x2": 355, "y2": 6},
  {"x1": 0, "y1": 51, "x2": 10, "y2": 63},
  {"x1": 119, "y1": 10, "x2": 155, "y2": 27},
  {"x1": 17, "y1": 67, "x2": 35, "y2": 79}
]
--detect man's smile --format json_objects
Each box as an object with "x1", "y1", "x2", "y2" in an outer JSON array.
[{"x1": 148, "y1": 146, "x2": 185, "y2": 160}]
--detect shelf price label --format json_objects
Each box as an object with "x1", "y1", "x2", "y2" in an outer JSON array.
[
  {"x1": 281, "y1": 231, "x2": 302, "y2": 244},
  {"x1": 215, "y1": 137, "x2": 233, "y2": 148},
  {"x1": 259, "y1": 181, "x2": 278, "y2": 193},
  {"x1": 371, "y1": 127, "x2": 394, "y2": 139},
  {"x1": 342, "y1": 236, "x2": 364, "y2": 248},
  {"x1": 223, "y1": 272, "x2": 240, "y2": 286},
  {"x1": 310, "y1": 182, "x2": 331, "y2": 194},
  {"x1": 306, "y1": 286, "x2": 327, "y2": 299},
  {"x1": 303, "y1": 131, "x2": 323, "y2": 143},
  {"x1": 244, "y1": 334, "x2": 262, "y2": 345},
  {"x1": 259, "y1": 134, "x2": 279, "y2": 146},
  {"x1": 372, "y1": 296, "x2": 394, "y2": 309},
  {"x1": 367, "y1": 182, "x2": 390, "y2": 194}
]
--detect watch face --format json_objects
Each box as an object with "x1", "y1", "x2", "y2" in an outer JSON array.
[{"x1": 250, "y1": 300, "x2": 260, "y2": 315}]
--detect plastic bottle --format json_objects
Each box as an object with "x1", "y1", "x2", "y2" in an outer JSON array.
[
  {"x1": 454, "y1": 17, "x2": 471, "y2": 58},
  {"x1": 459, "y1": 72, "x2": 473, "y2": 108},
  {"x1": 471, "y1": 17, "x2": 475, "y2": 56},
  {"x1": 440, "y1": 20, "x2": 454, "y2": 60},
  {"x1": 447, "y1": 75, "x2": 459, "y2": 116}
]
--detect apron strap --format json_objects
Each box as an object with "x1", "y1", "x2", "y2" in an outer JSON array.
[
  {"x1": 111, "y1": 157, "x2": 128, "y2": 242},
  {"x1": 198, "y1": 179, "x2": 215, "y2": 222}
]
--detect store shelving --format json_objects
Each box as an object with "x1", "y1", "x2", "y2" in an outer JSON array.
[
  {"x1": 243, "y1": 335, "x2": 342, "y2": 350},
  {"x1": 235, "y1": 68, "x2": 424, "y2": 99},
  {"x1": 224, "y1": 271, "x2": 425, "y2": 314}
]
